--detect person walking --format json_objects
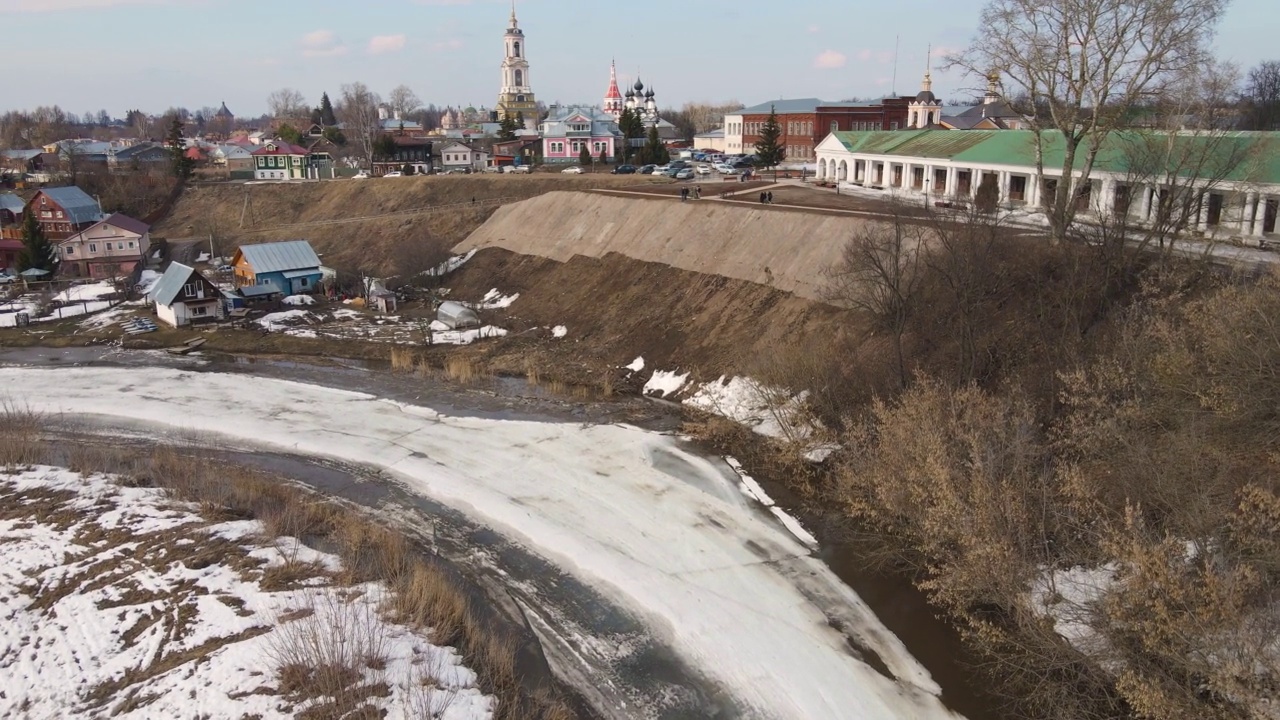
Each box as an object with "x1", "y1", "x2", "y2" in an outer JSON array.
[
  {"x1": 694, "y1": 186, "x2": 702, "y2": 200},
  {"x1": 681, "y1": 187, "x2": 689, "y2": 202},
  {"x1": 759, "y1": 192, "x2": 766, "y2": 204},
  {"x1": 767, "y1": 191, "x2": 773, "y2": 204}
]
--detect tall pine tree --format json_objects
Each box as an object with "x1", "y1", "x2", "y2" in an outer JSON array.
[
  {"x1": 753, "y1": 105, "x2": 785, "y2": 180},
  {"x1": 166, "y1": 116, "x2": 193, "y2": 180},
  {"x1": 644, "y1": 125, "x2": 668, "y2": 165},
  {"x1": 498, "y1": 113, "x2": 518, "y2": 141},
  {"x1": 17, "y1": 211, "x2": 55, "y2": 274},
  {"x1": 579, "y1": 144, "x2": 592, "y2": 169},
  {"x1": 318, "y1": 92, "x2": 337, "y2": 126}
]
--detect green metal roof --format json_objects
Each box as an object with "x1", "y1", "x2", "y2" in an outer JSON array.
[{"x1": 828, "y1": 129, "x2": 1280, "y2": 185}]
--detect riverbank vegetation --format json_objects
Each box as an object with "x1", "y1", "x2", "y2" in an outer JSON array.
[{"x1": 745, "y1": 202, "x2": 1280, "y2": 719}]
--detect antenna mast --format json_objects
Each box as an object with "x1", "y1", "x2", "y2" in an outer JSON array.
[{"x1": 892, "y1": 35, "x2": 900, "y2": 94}]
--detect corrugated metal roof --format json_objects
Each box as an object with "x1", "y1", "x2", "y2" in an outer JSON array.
[
  {"x1": 149, "y1": 262, "x2": 198, "y2": 306},
  {"x1": 102, "y1": 213, "x2": 150, "y2": 236},
  {"x1": 282, "y1": 269, "x2": 322, "y2": 279},
  {"x1": 0, "y1": 192, "x2": 23, "y2": 214},
  {"x1": 738, "y1": 98, "x2": 829, "y2": 114},
  {"x1": 235, "y1": 240, "x2": 321, "y2": 274},
  {"x1": 37, "y1": 186, "x2": 104, "y2": 226}
]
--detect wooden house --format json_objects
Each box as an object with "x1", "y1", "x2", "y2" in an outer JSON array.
[
  {"x1": 148, "y1": 262, "x2": 223, "y2": 327},
  {"x1": 231, "y1": 240, "x2": 323, "y2": 296}
]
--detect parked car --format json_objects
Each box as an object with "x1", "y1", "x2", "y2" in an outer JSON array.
[
  {"x1": 484, "y1": 165, "x2": 503, "y2": 173},
  {"x1": 652, "y1": 165, "x2": 670, "y2": 175},
  {"x1": 668, "y1": 160, "x2": 690, "y2": 170},
  {"x1": 383, "y1": 171, "x2": 403, "y2": 178},
  {"x1": 612, "y1": 164, "x2": 637, "y2": 175},
  {"x1": 352, "y1": 171, "x2": 369, "y2": 180},
  {"x1": 730, "y1": 160, "x2": 753, "y2": 169},
  {"x1": 695, "y1": 165, "x2": 712, "y2": 176},
  {"x1": 562, "y1": 166, "x2": 585, "y2": 174},
  {"x1": 512, "y1": 164, "x2": 532, "y2": 173},
  {"x1": 638, "y1": 164, "x2": 656, "y2": 175},
  {"x1": 715, "y1": 163, "x2": 737, "y2": 174},
  {"x1": 675, "y1": 168, "x2": 696, "y2": 180}
]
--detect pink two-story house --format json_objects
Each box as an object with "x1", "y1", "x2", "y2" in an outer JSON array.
[
  {"x1": 539, "y1": 106, "x2": 621, "y2": 164},
  {"x1": 59, "y1": 213, "x2": 151, "y2": 278}
]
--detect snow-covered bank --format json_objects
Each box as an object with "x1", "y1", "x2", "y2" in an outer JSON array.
[
  {"x1": 0, "y1": 467, "x2": 492, "y2": 719},
  {"x1": 1, "y1": 365, "x2": 964, "y2": 720}
]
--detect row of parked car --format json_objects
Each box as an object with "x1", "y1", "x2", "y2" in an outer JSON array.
[{"x1": 609, "y1": 154, "x2": 761, "y2": 180}]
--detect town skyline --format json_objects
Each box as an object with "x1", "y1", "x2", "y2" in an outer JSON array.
[{"x1": 3, "y1": 0, "x2": 1271, "y2": 117}]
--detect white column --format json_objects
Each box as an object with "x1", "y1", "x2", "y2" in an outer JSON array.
[
  {"x1": 945, "y1": 166, "x2": 957, "y2": 198},
  {"x1": 1028, "y1": 174, "x2": 1040, "y2": 207},
  {"x1": 997, "y1": 171, "x2": 1010, "y2": 202},
  {"x1": 1138, "y1": 185, "x2": 1152, "y2": 224},
  {"x1": 1100, "y1": 178, "x2": 1116, "y2": 217},
  {"x1": 1241, "y1": 192, "x2": 1258, "y2": 235},
  {"x1": 971, "y1": 169, "x2": 982, "y2": 198},
  {"x1": 1257, "y1": 195, "x2": 1270, "y2": 238}
]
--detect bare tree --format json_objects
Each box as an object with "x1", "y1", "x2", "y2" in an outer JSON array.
[
  {"x1": 337, "y1": 82, "x2": 382, "y2": 168},
  {"x1": 386, "y1": 85, "x2": 421, "y2": 119},
  {"x1": 266, "y1": 88, "x2": 308, "y2": 125},
  {"x1": 950, "y1": 0, "x2": 1228, "y2": 242},
  {"x1": 1242, "y1": 60, "x2": 1280, "y2": 131},
  {"x1": 824, "y1": 208, "x2": 927, "y2": 388}
]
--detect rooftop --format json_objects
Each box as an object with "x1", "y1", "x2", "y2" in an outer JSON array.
[{"x1": 234, "y1": 240, "x2": 321, "y2": 274}]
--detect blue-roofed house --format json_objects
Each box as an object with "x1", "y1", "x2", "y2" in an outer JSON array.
[
  {"x1": 27, "y1": 186, "x2": 105, "y2": 239},
  {"x1": 148, "y1": 262, "x2": 224, "y2": 327},
  {"x1": 230, "y1": 240, "x2": 323, "y2": 296}
]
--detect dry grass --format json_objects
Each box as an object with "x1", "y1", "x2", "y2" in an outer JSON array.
[
  {"x1": 0, "y1": 411, "x2": 579, "y2": 719},
  {"x1": 389, "y1": 346, "x2": 417, "y2": 372},
  {"x1": 443, "y1": 356, "x2": 479, "y2": 384}
]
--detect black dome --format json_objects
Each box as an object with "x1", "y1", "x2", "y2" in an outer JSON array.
[{"x1": 915, "y1": 90, "x2": 937, "y2": 103}]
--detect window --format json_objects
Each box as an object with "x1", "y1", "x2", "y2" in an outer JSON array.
[
  {"x1": 830, "y1": 121, "x2": 838, "y2": 132},
  {"x1": 89, "y1": 243, "x2": 97, "y2": 253},
  {"x1": 300, "y1": 277, "x2": 309, "y2": 287},
  {"x1": 183, "y1": 282, "x2": 196, "y2": 296},
  {"x1": 128, "y1": 241, "x2": 135, "y2": 249},
  {"x1": 41, "y1": 210, "x2": 52, "y2": 219},
  {"x1": 515, "y1": 70, "x2": 523, "y2": 86},
  {"x1": 890, "y1": 121, "x2": 899, "y2": 130},
  {"x1": 192, "y1": 306, "x2": 208, "y2": 316},
  {"x1": 55, "y1": 211, "x2": 63, "y2": 218},
  {"x1": 65, "y1": 246, "x2": 75, "y2": 256},
  {"x1": 513, "y1": 41, "x2": 521, "y2": 58}
]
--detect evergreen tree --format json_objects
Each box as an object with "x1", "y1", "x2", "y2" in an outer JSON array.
[
  {"x1": 165, "y1": 116, "x2": 193, "y2": 180},
  {"x1": 598, "y1": 147, "x2": 608, "y2": 168},
  {"x1": 322, "y1": 126, "x2": 347, "y2": 146},
  {"x1": 277, "y1": 123, "x2": 302, "y2": 145},
  {"x1": 373, "y1": 134, "x2": 398, "y2": 160},
  {"x1": 310, "y1": 107, "x2": 323, "y2": 126},
  {"x1": 516, "y1": 110, "x2": 526, "y2": 128},
  {"x1": 579, "y1": 144, "x2": 592, "y2": 168},
  {"x1": 613, "y1": 144, "x2": 625, "y2": 164},
  {"x1": 319, "y1": 92, "x2": 337, "y2": 126},
  {"x1": 644, "y1": 125, "x2": 668, "y2": 165},
  {"x1": 17, "y1": 211, "x2": 55, "y2": 274},
  {"x1": 498, "y1": 114, "x2": 518, "y2": 141},
  {"x1": 753, "y1": 105, "x2": 785, "y2": 180}
]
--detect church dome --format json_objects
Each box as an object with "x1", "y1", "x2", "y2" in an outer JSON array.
[
  {"x1": 914, "y1": 90, "x2": 937, "y2": 103},
  {"x1": 633, "y1": 78, "x2": 644, "y2": 92},
  {"x1": 645, "y1": 88, "x2": 654, "y2": 98}
]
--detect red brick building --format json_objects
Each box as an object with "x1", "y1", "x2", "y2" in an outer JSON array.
[{"x1": 725, "y1": 97, "x2": 912, "y2": 162}]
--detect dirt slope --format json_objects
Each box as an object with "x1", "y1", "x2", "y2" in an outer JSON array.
[
  {"x1": 155, "y1": 175, "x2": 662, "y2": 274},
  {"x1": 446, "y1": 247, "x2": 860, "y2": 385},
  {"x1": 455, "y1": 191, "x2": 880, "y2": 302}
]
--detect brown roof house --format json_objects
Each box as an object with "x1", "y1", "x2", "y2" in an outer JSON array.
[{"x1": 59, "y1": 213, "x2": 151, "y2": 278}]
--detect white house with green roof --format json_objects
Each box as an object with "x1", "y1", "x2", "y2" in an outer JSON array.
[{"x1": 814, "y1": 129, "x2": 1280, "y2": 242}]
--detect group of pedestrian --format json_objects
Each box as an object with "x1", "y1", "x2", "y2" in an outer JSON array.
[
  {"x1": 758, "y1": 191, "x2": 774, "y2": 204},
  {"x1": 680, "y1": 186, "x2": 703, "y2": 202}
]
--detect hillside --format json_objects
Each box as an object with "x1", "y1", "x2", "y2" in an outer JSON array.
[
  {"x1": 155, "y1": 175, "x2": 664, "y2": 274},
  {"x1": 456, "y1": 191, "x2": 875, "y2": 302}
]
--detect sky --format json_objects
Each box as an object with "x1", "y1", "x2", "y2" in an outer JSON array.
[{"x1": 1, "y1": 0, "x2": 1273, "y2": 118}]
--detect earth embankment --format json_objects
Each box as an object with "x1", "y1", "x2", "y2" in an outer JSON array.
[
  {"x1": 153, "y1": 175, "x2": 661, "y2": 274},
  {"x1": 455, "y1": 191, "x2": 877, "y2": 302}
]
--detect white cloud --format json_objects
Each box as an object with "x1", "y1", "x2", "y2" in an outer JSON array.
[
  {"x1": 812, "y1": 50, "x2": 847, "y2": 70},
  {"x1": 0, "y1": 0, "x2": 172, "y2": 11},
  {"x1": 367, "y1": 34, "x2": 407, "y2": 55},
  {"x1": 300, "y1": 29, "x2": 347, "y2": 58},
  {"x1": 807, "y1": 24, "x2": 820, "y2": 34},
  {"x1": 428, "y1": 38, "x2": 465, "y2": 52}
]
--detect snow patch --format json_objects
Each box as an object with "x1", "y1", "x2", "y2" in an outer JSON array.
[
  {"x1": 684, "y1": 375, "x2": 816, "y2": 441},
  {"x1": 724, "y1": 456, "x2": 818, "y2": 548},
  {"x1": 79, "y1": 306, "x2": 132, "y2": 330},
  {"x1": 643, "y1": 369, "x2": 688, "y2": 398},
  {"x1": 625, "y1": 356, "x2": 645, "y2": 372},
  {"x1": 551, "y1": 325, "x2": 567, "y2": 338},
  {"x1": 473, "y1": 288, "x2": 518, "y2": 310},
  {"x1": 53, "y1": 280, "x2": 117, "y2": 303},
  {"x1": 1031, "y1": 564, "x2": 1116, "y2": 655},
  {"x1": 256, "y1": 309, "x2": 313, "y2": 331},
  {"x1": 425, "y1": 248, "x2": 477, "y2": 277},
  {"x1": 282, "y1": 294, "x2": 315, "y2": 306}
]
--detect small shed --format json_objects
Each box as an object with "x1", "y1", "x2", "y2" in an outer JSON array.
[
  {"x1": 365, "y1": 278, "x2": 397, "y2": 314},
  {"x1": 437, "y1": 300, "x2": 479, "y2": 329},
  {"x1": 148, "y1": 262, "x2": 223, "y2": 327}
]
